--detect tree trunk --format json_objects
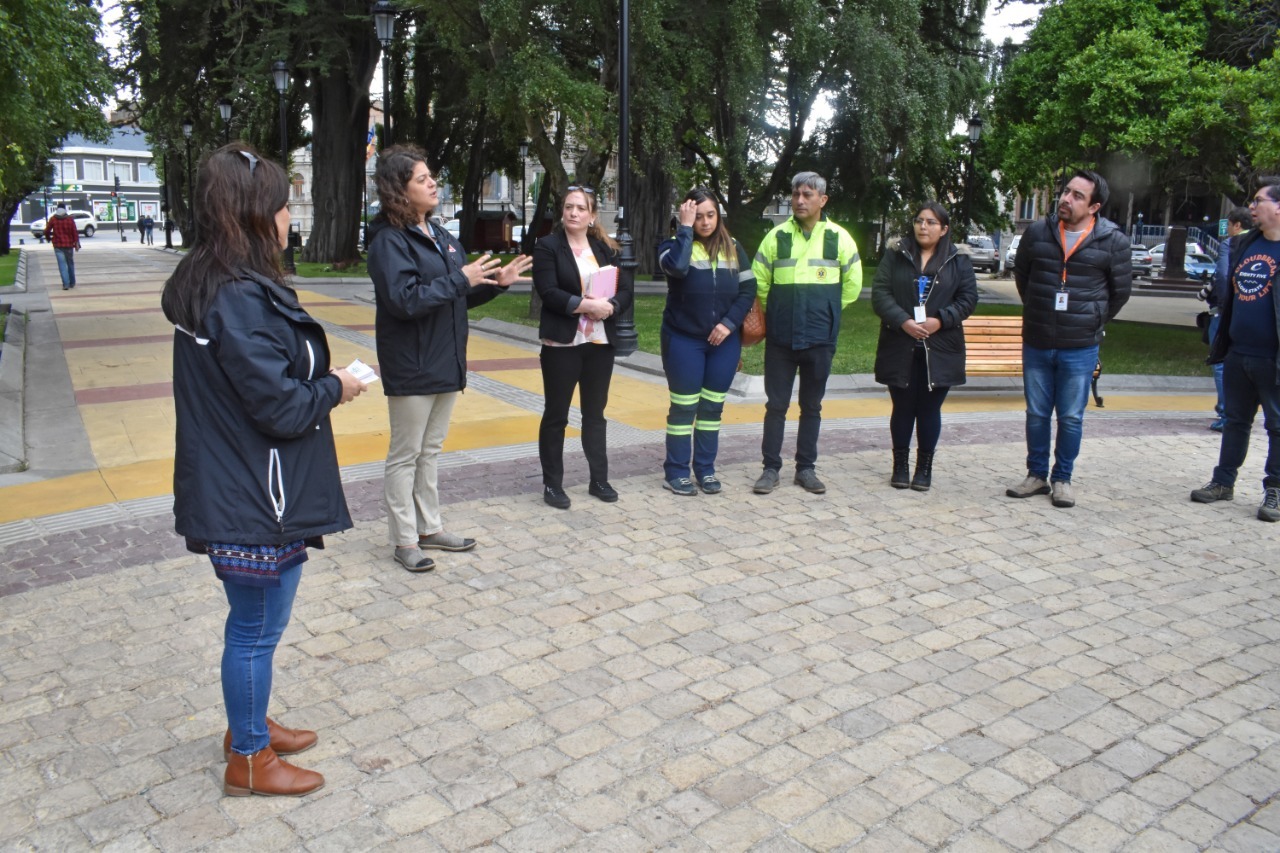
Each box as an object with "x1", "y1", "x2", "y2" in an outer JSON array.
[
  {"x1": 628, "y1": 151, "x2": 673, "y2": 278},
  {"x1": 0, "y1": 197, "x2": 19, "y2": 255},
  {"x1": 457, "y1": 106, "x2": 489, "y2": 252},
  {"x1": 300, "y1": 33, "x2": 378, "y2": 265}
]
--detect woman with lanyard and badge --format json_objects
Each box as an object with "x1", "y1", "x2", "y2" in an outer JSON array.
[{"x1": 872, "y1": 202, "x2": 978, "y2": 490}]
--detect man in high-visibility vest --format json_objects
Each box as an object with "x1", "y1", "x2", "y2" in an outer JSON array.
[{"x1": 752, "y1": 172, "x2": 862, "y2": 495}]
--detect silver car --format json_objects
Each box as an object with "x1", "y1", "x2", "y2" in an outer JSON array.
[{"x1": 965, "y1": 235, "x2": 997, "y2": 273}]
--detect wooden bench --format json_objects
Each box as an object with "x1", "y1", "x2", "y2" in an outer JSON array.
[{"x1": 962, "y1": 315, "x2": 1104, "y2": 407}]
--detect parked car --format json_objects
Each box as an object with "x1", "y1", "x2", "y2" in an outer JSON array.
[
  {"x1": 1130, "y1": 245, "x2": 1153, "y2": 278},
  {"x1": 1184, "y1": 252, "x2": 1216, "y2": 279},
  {"x1": 30, "y1": 210, "x2": 98, "y2": 241},
  {"x1": 964, "y1": 235, "x2": 998, "y2": 273},
  {"x1": 1149, "y1": 241, "x2": 1205, "y2": 273},
  {"x1": 1004, "y1": 234, "x2": 1022, "y2": 268}
]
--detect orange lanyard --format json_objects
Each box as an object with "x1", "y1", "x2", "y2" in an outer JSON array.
[{"x1": 1058, "y1": 218, "x2": 1095, "y2": 288}]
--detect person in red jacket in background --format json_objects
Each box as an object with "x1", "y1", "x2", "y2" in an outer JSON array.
[{"x1": 44, "y1": 205, "x2": 81, "y2": 290}]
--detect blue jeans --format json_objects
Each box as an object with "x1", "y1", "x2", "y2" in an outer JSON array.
[
  {"x1": 222, "y1": 564, "x2": 301, "y2": 755},
  {"x1": 1212, "y1": 351, "x2": 1280, "y2": 489},
  {"x1": 53, "y1": 247, "x2": 75, "y2": 288},
  {"x1": 762, "y1": 341, "x2": 834, "y2": 473},
  {"x1": 1209, "y1": 313, "x2": 1224, "y2": 418},
  {"x1": 1022, "y1": 344, "x2": 1098, "y2": 483},
  {"x1": 661, "y1": 327, "x2": 741, "y2": 480}
]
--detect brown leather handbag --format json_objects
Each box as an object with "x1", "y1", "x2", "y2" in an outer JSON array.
[{"x1": 741, "y1": 297, "x2": 766, "y2": 346}]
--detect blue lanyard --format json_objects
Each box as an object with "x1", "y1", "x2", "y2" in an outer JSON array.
[{"x1": 916, "y1": 275, "x2": 929, "y2": 305}]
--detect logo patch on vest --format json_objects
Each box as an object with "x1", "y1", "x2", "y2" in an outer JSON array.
[{"x1": 814, "y1": 267, "x2": 829, "y2": 281}]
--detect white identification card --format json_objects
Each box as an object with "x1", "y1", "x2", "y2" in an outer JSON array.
[
  {"x1": 914, "y1": 306, "x2": 928, "y2": 324},
  {"x1": 346, "y1": 358, "x2": 379, "y2": 383},
  {"x1": 1055, "y1": 292, "x2": 1069, "y2": 311}
]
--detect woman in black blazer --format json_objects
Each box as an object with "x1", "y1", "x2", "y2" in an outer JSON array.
[{"x1": 532, "y1": 186, "x2": 630, "y2": 509}]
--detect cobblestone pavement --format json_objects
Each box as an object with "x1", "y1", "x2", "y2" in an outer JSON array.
[{"x1": 3, "y1": 414, "x2": 1279, "y2": 851}]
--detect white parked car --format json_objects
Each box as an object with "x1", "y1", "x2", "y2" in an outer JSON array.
[
  {"x1": 1149, "y1": 241, "x2": 1205, "y2": 272},
  {"x1": 31, "y1": 210, "x2": 98, "y2": 240},
  {"x1": 1004, "y1": 234, "x2": 1022, "y2": 268}
]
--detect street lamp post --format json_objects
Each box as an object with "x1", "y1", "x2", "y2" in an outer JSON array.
[
  {"x1": 880, "y1": 150, "x2": 893, "y2": 257},
  {"x1": 162, "y1": 150, "x2": 173, "y2": 249},
  {"x1": 964, "y1": 115, "x2": 983, "y2": 239},
  {"x1": 218, "y1": 98, "x2": 233, "y2": 144},
  {"x1": 373, "y1": 2, "x2": 397, "y2": 147},
  {"x1": 519, "y1": 138, "x2": 529, "y2": 252},
  {"x1": 182, "y1": 118, "x2": 194, "y2": 244},
  {"x1": 612, "y1": 0, "x2": 638, "y2": 357},
  {"x1": 109, "y1": 159, "x2": 126, "y2": 242},
  {"x1": 273, "y1": 59, "x2": 296, "y2": 274}
]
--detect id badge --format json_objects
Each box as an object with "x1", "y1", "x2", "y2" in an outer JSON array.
[
  {"x1": 1055, "y1": 292, "x2": 1069, "y2": 311},
  {"x1": 914, "y1": 306, "x2": 928, "y2": 324}
]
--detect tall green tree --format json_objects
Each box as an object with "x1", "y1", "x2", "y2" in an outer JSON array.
[
  {"x1": 0, "y1": 0, "x2": 113, "y2": 255},
  {"x1": 988, "y1": 0, "x2": 1241, "y2": 221}
]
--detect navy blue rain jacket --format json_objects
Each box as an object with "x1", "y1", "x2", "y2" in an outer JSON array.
[{"x1": 171, "y1": 272, "x2": 352, "y2": 545}]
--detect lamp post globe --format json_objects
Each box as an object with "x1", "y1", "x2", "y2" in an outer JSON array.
[{"x1": 217, "y1": 98, "x2": 233, "y2": 144}]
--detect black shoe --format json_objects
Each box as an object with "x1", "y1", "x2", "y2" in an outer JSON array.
[
  {"x1": 911, "y1": 451, "x2": 934, "y2": 492},
  {"x1": 588, "y1": 480, "x2": 618, "y2": 502},
  {"x1": 544, "y1": 485, "x2": 571, "y2": 509},
  {"x1": 891, "y1": 449, "x2": 910, "y2": 489}
]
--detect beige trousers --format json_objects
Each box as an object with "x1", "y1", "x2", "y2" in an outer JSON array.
[{"x1": 384, "y1": 392, "x2": 458, "y2": 547}]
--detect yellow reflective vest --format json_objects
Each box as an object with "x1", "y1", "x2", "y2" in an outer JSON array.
[{"x1": 753, "y1": 216, "x2": 862, "y2": 349}]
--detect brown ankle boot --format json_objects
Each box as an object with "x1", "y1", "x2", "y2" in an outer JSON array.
[
  {"x1": 223, "y1": 717, "x2": 318, "y2": 761},
  {"x1": 224, "y1": 745, "x2": 324, "y2": 797}
]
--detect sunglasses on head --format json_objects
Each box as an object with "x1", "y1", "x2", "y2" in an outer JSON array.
[
  {"x1": 238, "y1": 150, "x2": 259, "y2": 176},
  {"x1": 567, "y1": 185, "x2": 595, "y2": 195}
]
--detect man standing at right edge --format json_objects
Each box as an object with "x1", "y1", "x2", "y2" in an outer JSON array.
[
  {"x1": 1007, "y1": 170, "x2": 1131, "y2": 507},
  {"x1": 1191, "y1": 179, "x2": 1280, "y2": 522}
]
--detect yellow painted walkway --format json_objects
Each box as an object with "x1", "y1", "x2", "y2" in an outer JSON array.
[{"x1": 0, "y1": 248, "x2": 1216, "y2": 525}]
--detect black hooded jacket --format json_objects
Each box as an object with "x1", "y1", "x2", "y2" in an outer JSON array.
[
  {"x1": 1014, "y1": 214, "x2": 1132, "y2": 349},
  {"x1": 171, "y1": 272, "x2": 352, "y2": 545},
  {"x1": 872, "y1": 239, "x2": 978, "y2": 388},
  {"x1": 366, "y1": 217, "x2": 507, "y2": 396}
]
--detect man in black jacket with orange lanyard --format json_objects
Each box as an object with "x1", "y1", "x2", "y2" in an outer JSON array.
[{"x1": 1006, "y1": 169, "x2": 1131, "y2": 508}]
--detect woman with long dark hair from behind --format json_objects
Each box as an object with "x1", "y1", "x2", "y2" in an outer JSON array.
[
  {"x1": 656, "y1": 187, "x2": 756, "y2": 494},
  {"x1": 532, "y1": 186, "x2": 629, "y2": 508},
  {"x1": 871, "y1": 202, "x2": 978, "y2": 491},
  {"x1": 163, "y1": 145, "x2": 367, "y2": 796}
]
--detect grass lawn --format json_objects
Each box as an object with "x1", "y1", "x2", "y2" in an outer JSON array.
[
  {"x1": 469, "y1": 294, "x2": 1212, "y2": 377},
  {"x1": 0, "y1": 252, "x2": 17, "y2": 288}
]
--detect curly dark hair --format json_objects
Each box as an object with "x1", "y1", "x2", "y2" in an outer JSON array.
[
  {"x1": 374, "y1": 144, "x2": 431, "y2": 230},
  {"x1": 161, "y1": 143, "x2": 290, "y2": 332}
]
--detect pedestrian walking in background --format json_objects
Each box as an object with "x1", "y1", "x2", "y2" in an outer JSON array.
[
  {"x1": 1200, "y1": 206, "x2": 1252, "y2": 431},
  {"x1": 656, "y1": 187, "x2": 757, "y2": 495},
  {"x1": 751, "y1": 172, "x2": 862, "y2": 496},
  {"x1": 1191, "y1": 179, "x2": 1280, "y2": 522},
  {"x1": 872, "y1": 202, "x2": 978, "y2": 491},
  {"x1": 143, "y1": 214, "x2": 155, "y2": 245},
  {"x1": 532, "y1": 185, "x2": 629, "y2": 509},
  {"x1": 367, "y1": 145, "x2": 530, "y2": 572},
  {"x1": 1006, "y1": 169, "x2": 1131, "y2": 508},
  {"x1": 44, "y1": 204, "x2": 80, "y2": 290},
  {"x1": 161, "y1": 144, "x2": 368, "y2": 797}
]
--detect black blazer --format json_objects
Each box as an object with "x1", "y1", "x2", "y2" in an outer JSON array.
[{"x1": 532, "y1": 231, "x2": 630, "y2": 345}]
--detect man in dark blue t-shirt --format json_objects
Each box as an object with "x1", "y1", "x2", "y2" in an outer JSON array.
[{"x1": 1191, "y1": 179, "x2": 1280, "y2": 522}]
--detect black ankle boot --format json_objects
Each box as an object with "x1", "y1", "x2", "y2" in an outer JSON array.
[
  {"x1": 911, "y1": 450, "x2": 934, "y2": 491},
  {"x1": 891, "y1": 449, "x2": 910, "y2": 489}
]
